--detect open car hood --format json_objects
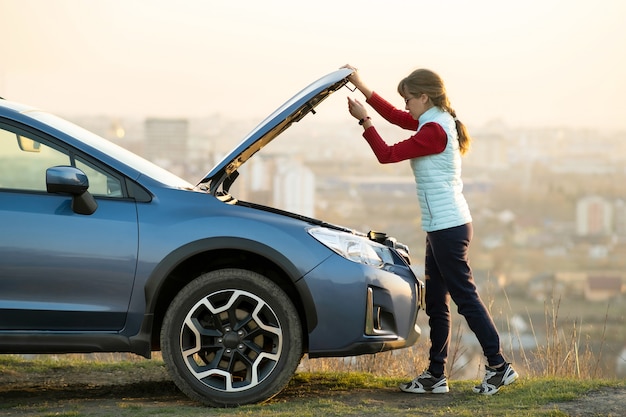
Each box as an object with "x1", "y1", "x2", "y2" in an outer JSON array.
[{"x1": 198, "y1": 68, "x2": 353, "y2": 195}]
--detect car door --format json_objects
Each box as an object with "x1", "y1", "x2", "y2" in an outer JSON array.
[{"x1": 0, "y1": 124, "x2": 138, "y2": 332}]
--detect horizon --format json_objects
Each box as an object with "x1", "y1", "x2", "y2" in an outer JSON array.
[{"x1": 1, "y1": 0, "x2": 625, "y2": 131}]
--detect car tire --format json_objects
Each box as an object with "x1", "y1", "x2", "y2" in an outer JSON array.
[{"x1": 160, "y1": 268, "x2": 302, "y2": 407}]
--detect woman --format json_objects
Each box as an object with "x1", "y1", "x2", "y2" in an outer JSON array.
[{"x1": 343, "y1": 64, "x2": 518, "y2": 395}]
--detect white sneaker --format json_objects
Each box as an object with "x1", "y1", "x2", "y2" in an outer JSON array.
[
  {"x1": 399, "y1": 370, "x2": 449, "y2": 394},
  {"x1": 473, "y1": 362, "x2": 518, "y2": 395}
]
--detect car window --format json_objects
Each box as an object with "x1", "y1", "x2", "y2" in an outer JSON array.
[
  {"x1": 0, "y1": 127, "x2": 123, "y2": 197},
  {"x1": 0, "y1": 127, "x2": 70, "y2": 192},
  {"x1": 75, "y1": 157, "x2": 123, "y2": 197}
]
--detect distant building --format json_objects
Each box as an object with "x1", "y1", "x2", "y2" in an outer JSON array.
[
  {"x1": 576, "y1": 196, "x2": 612, "y2": 236},
  {"x1": 144, "y1": 118, "x2": 189, "y2": 176},
  {"x1": 615, "y1": 199, "x2": 626, "y2": 237},
  {"x1": 239, "y1": 156, "x2": 315, "y2": 218},
  {"x1": 584, "y1": 275, "x2": 624, "y2": 301},
  {"x1": 273, "y1": 158, "x2": 315, "y2": 218},
  {"x1": 464, "y1": 132, "x2": 509, "y2": 171}
]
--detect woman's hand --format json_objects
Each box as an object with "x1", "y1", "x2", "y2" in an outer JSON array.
[
  {"x1": 347, "y1": 97, "x2": 368, "y2": 121},
  {"x1": 341, "y1": 64, "x2": 372, "y2": 99},
  {"x1": 341, "y1": 64, "x2": 364, "y2": 89}
]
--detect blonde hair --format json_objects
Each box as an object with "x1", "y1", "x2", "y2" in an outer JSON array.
[{"x1": 398, "y1": 69, "x2": 471, "y2": 155}]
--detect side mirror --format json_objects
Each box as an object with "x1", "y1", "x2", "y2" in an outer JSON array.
[{"x1": 46, "y1": 166, "x2": 98, "y2": 215}]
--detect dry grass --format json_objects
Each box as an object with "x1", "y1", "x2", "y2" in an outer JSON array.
[{"x1": 300, "y1": 291, "x2": 623, "y2": 381}]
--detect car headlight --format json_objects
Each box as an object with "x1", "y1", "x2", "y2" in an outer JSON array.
[{"x1": 308, "y1": 227, "x2": 394, "y2": 268}]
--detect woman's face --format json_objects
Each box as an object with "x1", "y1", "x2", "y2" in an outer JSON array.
[{"x1": 404, "y1": 92, "x2": 432, "y2": 120}]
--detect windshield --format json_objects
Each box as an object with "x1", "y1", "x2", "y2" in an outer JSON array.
[{"x1": 23, "y1": 110, "x2": 194, "y2": 189}]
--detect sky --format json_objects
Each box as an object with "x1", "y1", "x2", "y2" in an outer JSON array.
[{"x1": 1, "y1": 0, "x2": 625, "y2": 131}]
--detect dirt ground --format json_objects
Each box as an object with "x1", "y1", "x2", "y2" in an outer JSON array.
[{"x1": 1, "y1": 361, "x2": 625, "y2": 416}]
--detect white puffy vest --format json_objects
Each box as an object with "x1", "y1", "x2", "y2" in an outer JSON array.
[{"x1": 409, "y1": 107, "x2": 472, "y2": 232}]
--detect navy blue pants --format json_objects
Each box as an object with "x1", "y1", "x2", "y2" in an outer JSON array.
[{"x1": 424, "y1": 223, "x2": 505, "y2": 376}]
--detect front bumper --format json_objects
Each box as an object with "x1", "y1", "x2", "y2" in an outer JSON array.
[{"x1": 298, "y1": 253, "x2": 425, "y2": 358}]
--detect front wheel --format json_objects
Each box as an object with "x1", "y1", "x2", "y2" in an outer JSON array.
[{"x1": 160, "y1": 268, "x2": 302, "y2": 407}]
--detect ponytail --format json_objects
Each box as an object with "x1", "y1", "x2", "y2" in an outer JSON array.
[{"x1": 447, "y1": 108, "x2": 471, "y2": 156}]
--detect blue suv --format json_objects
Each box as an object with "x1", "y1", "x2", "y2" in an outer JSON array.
[{"x1": 0, "y1": 68, "x2": 424, "y2": 406}]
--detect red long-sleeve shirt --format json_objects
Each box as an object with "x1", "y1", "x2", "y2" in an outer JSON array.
[{"x1": 362, "y1": 92, "x2": 448, "y2": 163}]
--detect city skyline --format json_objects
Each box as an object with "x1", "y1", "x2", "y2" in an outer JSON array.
[{"x1": 1, "y1": 0, "x2": 625, "y2": 132}]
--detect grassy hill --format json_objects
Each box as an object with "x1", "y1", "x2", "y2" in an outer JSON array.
[{"x1": 0, "y1": 355, "x2": 624, "y2": 416}]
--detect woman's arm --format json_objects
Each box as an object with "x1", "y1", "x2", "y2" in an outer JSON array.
[
  {"x1": 363, "y1": 122, "x2": 447, "y2": 164},
  {"x1": 367, "y1": 92, "x2": 418, "y2": 131}
]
